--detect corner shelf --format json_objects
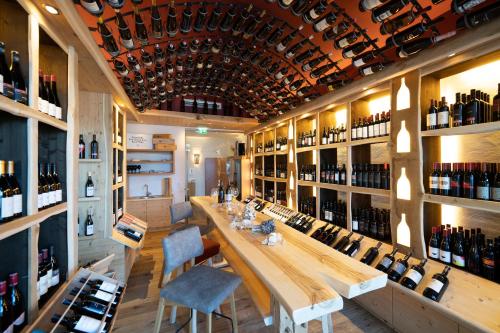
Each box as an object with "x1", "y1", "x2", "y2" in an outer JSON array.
[
  {"x1": 423, "y1": 194, "x2": 500, "y2": 213},
  {"x1": 421, "y1": 122, "x2": 500, "y2": 136},
  {"x1": 0, "y1": 203, "x2": 67, "y2": 241},
  {"x1": 0, "y1": 95, "x2": 68, "y2": 131}
]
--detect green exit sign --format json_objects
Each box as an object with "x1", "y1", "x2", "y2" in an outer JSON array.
[{"x1": 196, "y1": 127, "x2": 208, "y2": 135}]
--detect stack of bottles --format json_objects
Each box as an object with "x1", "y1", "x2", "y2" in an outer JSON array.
[
  {"x1": 276, "y1": 190, "x2": 287, "y2": 206},
  {"x1": 320, "y1": 125, "x2": 347, "y2": 145},
  {"x1": 275, "y1": 137, "x2": 288, "y2": 151},
  {"x1": 299, "y1": 164, "x2": 316, "y2": 182},
  {"x1": 38, "y1": 162, "x2": 63, "y2": 210},
  {"x1": 428, "y1": 162, "x2": 499, "y2": 201},
  {"x1": 352, "y1": 207, "x2": 391, "y2": 241},
  {"x1": 0, "y1": 272, "x2": 25, "y2": 332},
  {"x1": 428, "y1": 225, "x2": 499, "y2": 282},
  {"x1": 320, "y1": 164, "x2": 347, "y2": 185},
  {"x1": 264, "y1": 140, "x2": 274, "y2": 152},
  {"x1": 298, "y1": 196, "x2": 316, "y2": 217},
  {"x1": 351, "y1": 112, "x2": 390, "y2": 141},
  {"x1": 285, "y1": 213, "x2": 316, "y2": 234},
  {"x1": 351, "y1": 163, "x2": 390, "y2": 189},
  {"x1": 37, "y1": 246, "x2": 61, "y2": 306},
  {"x1": 264, "y1": 186, "x2": 275, "y2": 203},
  {"x1": 297, "y1": 130, "x2": 317, "y2": 148},
  {"x1": 320, "y1": 199, "x2": 347, "y2": 228},
  {"x1": 0, "y1": 41, "x2": 28, "y2": 105},
  {"x1": 0, "y1": 160, "x2": 23, "y2": 224}
]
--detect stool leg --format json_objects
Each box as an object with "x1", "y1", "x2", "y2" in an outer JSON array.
[
  {"x1": 169, "y1": 305, "x2": 178, "y2": 324},
  {"x1": 190, "y1": 309, "x2": 197, "y2": 333},
  {"x1": 230, "y1": 293, "x2": 238, "y2": 333},
  {"x1": 321, "y1": 314, "x2": 334, "y2": 333},
  {"x1": 206, "y1": 312, "x2": 212, "y2": 333},
  {"x1": 153, "y1": 298, "x2": 166, "y2": 333}
]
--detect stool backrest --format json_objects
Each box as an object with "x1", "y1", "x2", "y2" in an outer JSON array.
[
  {"x1": 162, "y1": 226, "x2": 204, "y2": 274},
  {"x1": 170, "y1": 201, "x2": 193, "y2": 225}
]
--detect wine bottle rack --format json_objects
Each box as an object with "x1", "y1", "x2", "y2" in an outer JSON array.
[{"x1": 27, "y1": 268, "x2": 126, "y2": 332}]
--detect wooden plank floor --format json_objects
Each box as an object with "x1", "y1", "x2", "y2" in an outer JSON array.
[{"x1": 113, "y1": 230, "x2": 394, "y2": 333}]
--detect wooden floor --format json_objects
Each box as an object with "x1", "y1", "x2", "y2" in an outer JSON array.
[{"x1": 113, "y1": 230, "x2": 393, "y2": 333}]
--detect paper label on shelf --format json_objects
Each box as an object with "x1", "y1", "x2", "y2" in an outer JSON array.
[
  {"x1": 428, "y1": 245, "x2": 439, "y2": 259},
  {"x1": 314, "y1": 19, "x2": 329, "y2": 32},
  {"x1": 1, "y1": 196, "x2": 13, "y2": 218},
  {"x1": 49, "y1": 190, "x2": 56, "y2": 205},
  {"x1": 94, "y1": 290, "x2": 114, "y2": 302},
  {"x1": 429, "y1": 176, "x2": 439, "y2": 190},
  {"x1": 74, "y1": 315, "x2": 102, "y2": 333},
  {"x1": 476, "y1": 186, "x2": 489, "y2": 200},
  {"x1": 13, "y1": 312, "x2": 25, "y2": 326},
  {"x1": 452, "y1": 254, "x2": 465, "y2": 267},
  {"x1": 86, "y1": 186, "x2": 95, "y2": 197},
  {"x1": 51, "y1": 269, "x2": 60, "y2": 286},
  {"x1": 426, "y1": 113, "x2": 436, "y2": 127},
  {"x1": 56, "y1": 189, "x2": 62, "y2": 203},
  {"x1": 404, "y1": 269, "x2": 423, "y2": 285},
  {"x1": 439, "y1": 250, "x2": 451, "y2": 263},
  {"x1": 437, "y1": 111, "x2": 449, "y2": 126},
  {"x1": 81, "y1": 1, "x2": 101, "y2": 13},
  {"x1": 427, "y1": 279, "x2": 444, "y2": 293},
  {"x1": 56, "y1": 106, "x2": 62, "y2": 120},
  {"x1": 38, "y1": 194, "x2": 43, "y2": 209},
  {"x1": 48, "y1": 103, "x2": 56, "y2": 117},
  {"x1": 14, "y1": 194, "x2": 23, "y2": 214},
  {"x1": 42, "y1": 192, "x2": 49, "y2": 208},
  {"x1": 99, "y1": 281, "x2": 118, "y2": 293}
]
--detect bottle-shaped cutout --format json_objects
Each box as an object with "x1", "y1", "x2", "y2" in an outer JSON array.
[
  {"x1": 397, "y1": 77, "x2": 410, "y2": 110},
  {"x1": 396, "y1": 120, "x2": 411, "y2": 153},
  {"x1": 397, "y1": 167, "x2": 411, "y2": 200},
  {"x1": 397, "y1": 213, "x2": 411, "y2": 247}
]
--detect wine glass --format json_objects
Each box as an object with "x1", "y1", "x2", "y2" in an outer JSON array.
[
  {"x1": 210, "y1": 187, "x2": 219, "y2": 206},
  {"x1": 231, "y1": 185, "x2": 239, "y2": 202}
]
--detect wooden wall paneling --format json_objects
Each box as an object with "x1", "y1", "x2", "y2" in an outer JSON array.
[
  {"x1": 390, "y1": 71, "x2": 425, "y2": 258},
  {"x1": 355, "y1": 285, "x2": 393, "y2": 326}
]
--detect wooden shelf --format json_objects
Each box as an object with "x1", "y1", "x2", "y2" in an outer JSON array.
[
  {"x1": 126, "y1": 159, "x2": 173, "y2": 164},
  {"x1": 423, "y1": 194, "x2": 500, "y2": 213},
  {"x1": 127, "y1": 172, "x2": 175, "y2": 177},
  {"x1": 127, "y1": 148, "x2": 174, "y2": 153},
  {"x1": 297, "y1": 180, "x2": 318, "y2": 187},
  {"x1": 318, "y1": 183, "x2": 349, "y2": 192},
  {"x1": 421, "y1": 122, "x2": 500, "y2": 136},
  {"x1": 0, "y1": 95, "x2": 68, "y2": 131},
  {"x1": 0, "y1": 203, "x2": 67, "y2": 241},
  {"x1": 78, "y1": 196, "x2": 101, "y2": 202},
  {"x1": 78, "y1": 159, "x2": 102, "y2": 163},
  {"x1": 296, "y1": 146, "x2": 317, "y2": 153},
  {"x1": 111, "y1": 228, "x2": 145, "y2": 249},
  {"x1": 112, "y1": 143, "x2": 124, "y2": 151},
  {"x1": 350, "y1": 186, "x2": 391, "y2": 197},
  {"x1": 113, "y1": 183, "x2": 124, "y2": 190},
  {"x1": 274, "y1": 149, "x2": 289, "y2": 155},
  {"x1": 350, "y1": 136, "x2": 390, "y2": 146},
  {"x1": 319, "y1": 142, "x2": 348, "y2": 150}
]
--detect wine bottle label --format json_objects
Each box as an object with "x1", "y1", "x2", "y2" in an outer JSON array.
[
  {"x1": 100, "y1": 281, "x2": 118, "y2": 293},
  {"x1": 3, "y1": 83, "x2": 14, "y2": 99},
  {"x1": 380, "y1": 123, "x2": 387, "y2": 136},
  {"x1": 392, "y1": 262, "x2": 407, "y2": 275},
  {"x1": 43, "y1": 192, "x2": 49, "y2": 207},
  {"x1": 440, "y1": 177, "x2": 451, "y2": 190},
  {"x1": 440, "y1": 249, "x2": 451, "y2": 263},
  {"x1": 309, "y1": 8, "x2": 321, "y2": 20},
  {"x1": 362, "y1": 126, "x2": 368, "y2": 138},
  {"x1": 314, "y1": 19, "x2": 330, "y2": 32},
  {"x1": 376, "y1": 10, "x2": 394, "y2": 22},
  {"x1": 374, "y1": 124, "x2": 380, "y2": 137},
  {"x1": 352, "y1": 220, "x2": 358, "y2": 230},
  {"x1": 38, "y1": 194, "x2": 43, "y2": 208},
  {"x1": 476, "y1": 186, "x2": 489, "y2": 200},
  {"x1": 428, "y1": 245, "x2": 439, "y2": 259},
  {"x1": 362, "y1": 0, "x2": 383, "y2": 10},
  {"x1": 13, "y1": 312, "x2": 25, "y2": 326},
  {"x1": 452, "y1": 254, "x2": 465, "y2": 267},
  {"x1": 350, "y1": 248, "x2": 359, "y2": 257},
  {"x1": 404, "y1": 269, "x2": 422, "y2": 286},
  {"x1": 386, "y1": 121, "x2": 391, "y2": 134},
  {"x1": 493, "y1": 187, "x2": 500, "y2": 201},
  {"x1": 13, "y1": 194, "x2": 22, "y2": 214},
  {"x1": 380, "y1": 257, "x2": 393, "y2": 269},
  {"x1": 429, "y1": 176, "x2": 439, "y2": 190},
  {"x1": 38, "y1": 97, "x2": 43, "y2": 112},
  {"x1": 51, "y1": 268, "x2": 60, "y2": 286},
  {"x1": 427, "y1": 279, "x2": 444, "y2": 293},
  {"x1": 14, "y1": 88, "x2": 27, "y2": 104},
  {"x1": 352, "y1": 129, "x2": 357, "y2": 139},
  {"x1": 368, "y1": 125, "x2": 374, "y2": 137},
  {"x1": 482, "y1": 257, "x2": 495, "y2": 268},
  {"x1": 285, "y1": 51, "x2": 294, "y2": 59},
  {"x1": 344, "y1": 49, "x2": 355, "y2": 58},
  {"x1": 49, "y1": 190, "x2": 56, "y2": 205},
  {"x1": 48, "y1": 103, "x2": 56, "y2": 117},
  {"x1": 86, "y1": 186, "x2": 95, "y2": 197},
  {"x1": 438, "y1": 111, "x2": 449, "y2": 125},
  {"x1": 56, "y1": 189, "x2": 62, "y2": 203},
  {"x1": 39, "y1": 274, "x2": 48, "y2": 295},
  {"x1": 1, "y1": 196, "x2": 13, "y2": 218},
  {"x1": 0, "y1": 74, "x2": 3, "y2": 94},
  {"x1": 56, "y1": 106, "x2": 62, "y2": 120},
  {"x1": 74, "y1": 315, "x2": 102, "y2": 332},
  {"x1": 338, "y1": 38, "x2": 349, "y2": 48},
  {"x1": 3, "y1": 323, "x2": 13, "y2": 333},
  {"x1": 426, "y1": 113, "x2": 437, "y2": 128},
  {"x1": 86, "y1": 224, "x2": 94, "y2": 235},
  {"x1": 81, "y1": 1, "x2": 101, "y2": 14},
  {"x1": 362, "y1": 67, "x2": 374, "y2": 76},
  {"x1": 353, "y1": 58, "x2": 366, "y2": 67},
  {"x1": 94, "y1": 290, "x2": 114, "y2": 302}
]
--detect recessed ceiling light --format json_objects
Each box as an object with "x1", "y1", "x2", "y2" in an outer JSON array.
[
  {"x1": 448, "y1": 53, "x2": 456, "y2": 57},
  {"x1": 43, "y1": 4, "x2": 60, "y2": 15}
]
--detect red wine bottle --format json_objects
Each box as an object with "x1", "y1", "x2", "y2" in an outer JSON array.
[
  {"x1": 302, "y1": 52, "x2": 332, "y2": 72},
  {"x1": 360, "y1": 242, "x2": 382, "y2": 265},
  {"x1": 51, "y1": 312, "x2": 109, "y2": 333},
  {"x1": 255, "y1": 19, "x2": 276, "y2": 41},
  {"x1": 79, "y1": 0, "x2": 104, "y2": 16},
  {"x1": 303, "y1": 0, "x2": 328, "y2": 24},
  {"x1": 291, "y1": 0, "x2": 310, "y2": 16},
  {"x1": 106, "y1": 0, "x2": 124, "y2": 9},
  {"x1": 207, "y1": 4, "x2": 222, "y2": 32},
  {"x1": 343, "y1": 235, "x2": 364, "y2": 256},
  {"x1": 8, "y1": 273, "x2": 25, "y2": 331},
  {"x1": 334, "y1": 231, "x2": 353, "y2": 251},
  {"x1": 387, "y1": 251, "x2": 412, "y2": 282},
  {"x1": 180, "y1": 4, "x2": 193, "y2": 34},
  {"x1": 151, "y1": 0, "x2": 163, "y2": 38},
  {"x1": 310, "y1": 63, "x2": 335, "y2": 79},
  {"x1": 166, "y1": 1, "x2": 178, "y2": 37},
  {"x1": 375, "y1": 248, "x2": 398, "y2": 272},
  {"x1": 342, "y1": 40, "x2": 374, "y2": 59},
  {"x1": 323, "y1": 21, "x2": 350, "y2": 41},
  {"x1": 219, "y1": 5, "x2": 235, "y2": 32},
  {"x1": 194, "y1": 2, "x2": 208, "y2": 32},
  {"x1": 334, "y1": 31, "x2": 361, "y2": 49},
  {"x1": 50, "y1": 74, "x2": 62, "y2": 120},
  {"x1": 386, "y1": 18, "x2": 442, "y2": 48},
  {"x1": 133, "y1": 6, "x2": 148, "y2": 44},
  {"x1": 0, "y1": 281, "x2": 13, "y2": 333},
  {"x1": 352, "y1": 49, "x2": 381, "y2": 68},
  {"x1": 359, "y1": 61, "x2": 390, "y2": 77},
  {"x1": 456, "y1": 2, "x2": 500, "y2": 29},
  {"x1": 398, "y1": 31, "x2": 456, "y2": 58},
  {"x1": 285, "y1": 35, "x2": 314, "y2": 59},
  {"x1": 401, "y1": 259, "x2": 427, "y2": 290},
  {"x1": 380, "y1": 6, "x2": 431, "y2": 35},
  {"x1": 293, "y1": 46, "x2": 319, "y2": 64},
  {"x1": 114, "y1": 11, "x2": 134, "y2": 50},
  {"x1": 422, "y1": 266, "x2": 451, "y2": 302},
  {"x1": 232, "y1": 4, "x2": 252, "y2": 35},
  {"x1": 276, "y1": 25, "x2": 304, "y2": 52},
  {"x1": 0, "y1": 42, "x2": 14, "y2": 99},
  {"x1": 359, "y1": 0, "x2": 389, "y2": 12},
  {"x1": 452, "y1": 0, "x2": 487, "y2": 14},
  {"x1": 9, "y1": 51, "x2": 28, "y2": 104},
  {"x1": 372, "y1": 0, "x2": 410, "y2": 23},
  {"x1": 313, "y1": 11, "x2": 337, "y2": 33},
  {"x1": 243, "y1": 10, "x2": 266, "y2": 39}
]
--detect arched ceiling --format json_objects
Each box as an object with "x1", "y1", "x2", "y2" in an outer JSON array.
[{"x1": 74, "y1": 0, "x2": 498, "y2": 122}]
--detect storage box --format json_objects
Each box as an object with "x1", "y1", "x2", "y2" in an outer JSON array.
[
  {"x1": 154, "y1": 143, "x2": 177, "y2": 151},
  {"x1": 152, "y1": 137, "x2": 175, "y2": 145},
  {"x1": 153, "y1": 134, "x2": 172, "y2": 139}
]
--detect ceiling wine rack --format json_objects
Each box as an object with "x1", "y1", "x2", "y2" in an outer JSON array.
[{"x1": 74, "y1": 0, "x2": 499, "y2": 121}]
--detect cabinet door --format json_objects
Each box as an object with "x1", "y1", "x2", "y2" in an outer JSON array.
[
  {"x1": 147, "y1": 199, "x2": 172, "y2": 229},
  {"x1": 126, "y1": 200, "x2": 147, "y2": 222}
]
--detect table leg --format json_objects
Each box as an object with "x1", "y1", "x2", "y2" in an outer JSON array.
[
  {"x1": 321, "y1": 314, "x2": 334, "y2": 333},
  {"x1": 271, "y1": 296, "x2": 307, "y2": 333}
]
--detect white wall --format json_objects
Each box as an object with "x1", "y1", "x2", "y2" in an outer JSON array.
[
  {"x1": 127, "y1": 123, "x2": 186, "y2": 203},
  {"x1": 186, "y1": 132, "x2": 245, "y2": 196}
]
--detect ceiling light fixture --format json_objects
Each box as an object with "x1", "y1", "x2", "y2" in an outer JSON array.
[{"x1": 43, "y1": 4, "x2": 60, "y2": 15}]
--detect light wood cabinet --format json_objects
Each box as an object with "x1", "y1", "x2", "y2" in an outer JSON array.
[{"x1": 127, "y1": 196, "x2": 173, "y2": 230}]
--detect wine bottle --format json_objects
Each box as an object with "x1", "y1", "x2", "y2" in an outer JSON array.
[
  {"x1": 243, "y1": 10, "x2": 266, "y2": 39},
  {"x1": 51, "y1": 75, "x2": 62, "y2": 120},
  {"x1": 323, "y1": 21, "x2": 350, "y2": 41},
  {"x1": 70, "y1": 287, "x2": 118, "y2": 307},
  {"x1": 38, "y1": 253, "x2": 48, "y2": 302},
  {"x1": 276, "y1": 25, "x2": 304, "y2": 52},
  {"x1": 302, "y1": 52, "x2": 332, "y2": 72},
  {"x1": 193, "y1": 2, "x2": 208, "y2": 32},
  {"x1": 38, "y1": 163, "x2": 49, "y2": 210},
  {"x1": 62, "y1": 298, "x2": 113, "y2": 321},
  {"x1": 96, "y1": 18, "x2": 119, "y2": 57},
  {"x1": 51, "y1": 312, "x2": 107, "y2": 333},
  {"x1": 375, "y1": 248, "x2": 398, "y2": 272},
  {"x1": 401, "y1": 259, "x2": 427, "y2": 290},
  {"x1": 8, "y1": 272, "x2": 25, "y2": 331},
  {"x1": 255, "y1": 19, "x2": 276, "y2": 41},
  {"x1": 352, "y1": 49, "x2": 381, "y2": 68},
  {"x1": 310, "y1": 63, "x2": 335, "y2": 79},
  {"x1": 0, "y1": 280, "x2": 13, "y2": 333},
  {"x1": 266, "y1": 23, "x2": 286, "y2": 46},
  {"x1": 0, "y1": 42, "x2": 14, "y2": 99},
  {"x1": 79, "y1": 0, "x2": 104, "y2": 16},
  {"x1": 386, "y1": 18, "x2": 442, "y2": 48},
  {"x1": 380, "y1": 6, "x2": 431, "y2": 35},
  {"x1": 343, "y1": 235, "x2": 364, "y2": 257},
  {"x1": 232, "y1": 4, "x2": 252, "y2": 35},
  {"x1": 106, "y1": 0, "x2": 124, "y2": 9},
  {"x1": 313, "y1": 11, "x2": 337, "y2": 33},
  {"x1": 149, "y1": 0, "x2": 163, "y2": 39},
  {"x1": 166, "y1": 0, "x2": 178, "y2": 38},
  {"x1": 334, "y1": 31, "x2": 361, "y2": 49},
  {"x1": 79, "y1": 134, "x2": 86, "y2": 159},
  {"x1": 452, "y1": 0, "x2": 487, "y2": 14},
  {"x1": 293, "y1": 46, "x2": 319, "y2": 64},
  {"x1": 90, "y1": 134, "x2": 99, "y2": 159},
  {"x1": 303, "y1": 0, "x2": 328, "y2": 24},
  {"x1": 359, "y1": 61, "x2": 390, "y2": 77},
  {"x1": 45, "y1": 162, "x2": 56, "y2": 207},
  {"x1": 360, "y1": 242, "x2": 382, "y2": 265},
  {"x1": 372, "y1": 0, "x2": 410, "y2": 23},
  {"x1": 42, "y1": 75, "x2": 55, "y2": 118},
  {"x1": 387, "y1": 251, "x2": 412, "y2": 282},
  {"x1": 440, "y1": 229, "x2": 452, "y2": 264},
  {"x1": 6, "y1": 161, "x2": 22, "y2": 218},
  {"x1": 456, "y1": 2, "x2": 500, "y2": 30},
  {"x1": 278, "y1": 0, "x2": 296, "y2": 10},
  {"x1": 285, "y1": 35, "x2": 314, "y2": 59},
  {"x1": 134, "y1": 5, "x2": 148, "y2": 44},
  {"x1": 342, "y1": 40, "x2": 373, "y2": 59},
  {"x1": 207, "y1": 4, "x2": 222, "y2": 32},
  {"x1": 217, "y1": 180, "x2": 225, "y2": 203},
  {"x1": 49, "y1": 245, "x2": 60, "y2": 287},
  {"x1": 85, "y1": 172, "x2": 95, "y2": 198},
  {"x1": 219, "y1": 5, "x2": 235, "y2": 32},
  {"x1": 398, "y1": 31, "x2": 457, "y2": 58},
  {"x1": 423, "y1": 266, "x2": 451, "y2": 302},
  {"x1": 359, "y1": 0, "x2": 389, "y2": 12},
  {"x1": 38, "y1": 70, "x2": 47, "y2": 114},
  {"x1": 85, "y1": 207, "x2": 94, "y2": 236},
  {"x1": 9, "y1": 51, "x2": 28, "y2": 105},
  {"x1": 0, "y1": 160, "x2": 14, "y2": 222},
  {"x1": 334, "y1": 231, "x2": 353, "y2": 251}
]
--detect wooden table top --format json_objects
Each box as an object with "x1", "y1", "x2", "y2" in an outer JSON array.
[{"x1": 191, "y1": 196, "x2": 387, "y2": 325}]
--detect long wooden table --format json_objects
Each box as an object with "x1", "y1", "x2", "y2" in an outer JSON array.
[{"x1": 191, "y1": 196, "x2": 387, "y2": 332}]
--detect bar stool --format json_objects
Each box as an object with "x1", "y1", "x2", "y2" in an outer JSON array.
[{"x1": 153, "y1": 226, "x2": 241, "y2": 333}]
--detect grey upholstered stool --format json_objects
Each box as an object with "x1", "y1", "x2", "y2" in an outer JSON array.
[
  {"x1": 170, "y1": 201, "x2": 211, "y2": 235},
  {"x1": 153, "y1": 226, "x2": 241, "y2": 333}
]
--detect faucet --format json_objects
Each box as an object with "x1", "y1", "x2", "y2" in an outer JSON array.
[{"x1": 144, "y1": 184, "x2": 152, "y2": 197}]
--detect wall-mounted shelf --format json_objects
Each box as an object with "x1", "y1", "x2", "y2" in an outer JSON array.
[
  {"x1": 423, "y1": 194, "x2": 500, "y2": 213},
  {"x1": 350, "y1": 136, "x2": 390, "y2": 147},
  {"x1": 78, "y1": 158, "x2": 102, "y2": 163},
  {"x1": 421, "y1": 121, "x2": 500, "y2": 137},
  {"x1": 126, "y1": 159, "x2": 174, "y2": 164}
]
